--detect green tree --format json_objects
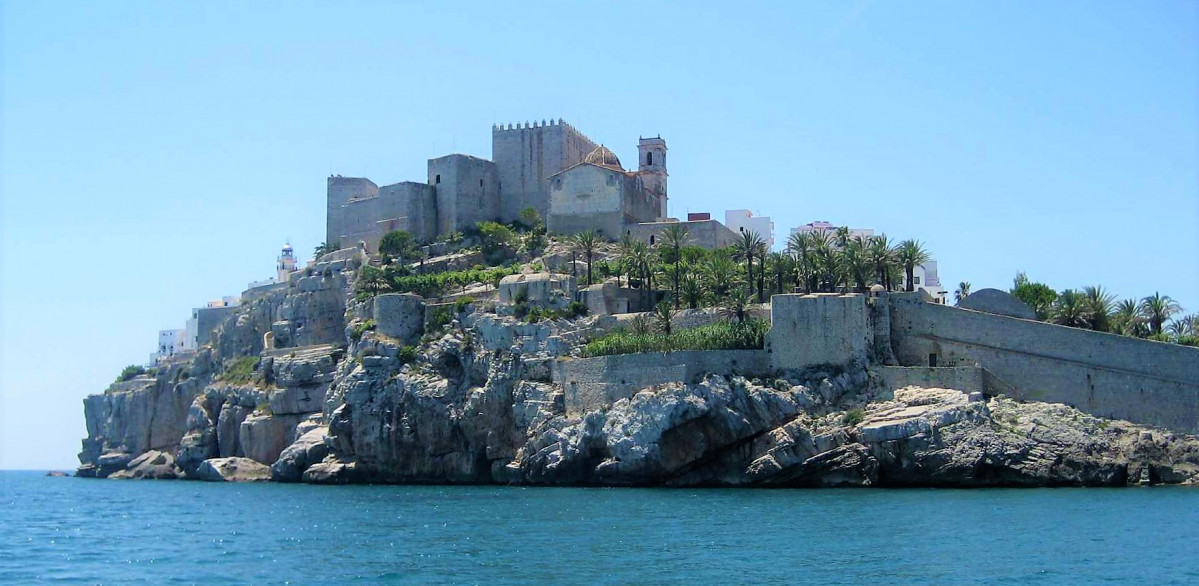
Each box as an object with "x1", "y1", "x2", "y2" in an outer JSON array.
[
  {"x1": 896, "y1": 239, "x2": 932, "y2": 293},
  {"x1": 733, "y1": 230, "x2": 765, "y2": 301},
  {"x1": 572, "y1": 229, "x2": 599, "y2": 287},
  {"x1": 838, "y1": 236, "x2": 870, "y2": 292},
  {"x1": 786, "y1": 231, "x2": 815, "y2": 293},
  {"x1": 1111, "y1": 298, "x2": 1146, "y2": 337},
  {"x1": 766, "y1": 252, "x2": 795, "y2": 295},
  {"x1": 681, "y1": 273, "x2": 704, "y2": 310},
  {"x1": 518, "y1": 206, "x2": 543, "y2": 232},
  {"x1": 1051, "y1": 289, "x2": 1090, "y2": 328},
  {"x1": 660, "y1": 224, "x2": 690, "y2": 308},
  {"x1": 314, "y1": 240, "x2": 340, "y2": 259},
  {"x1": 477, "y1": 221, "x2": 514, "y2": 264},
  {"x1": 1139, "y1": 292, "x2": 1182, "y2": 335},
  {"x1": 701, "y1": 254, "x2": 739, "y2": 303},
  {"x1": 867, "y1": 235, "x2": 895, "y2": 291},
  {"x1": 722, "y1": 291, "x2": 752, "y2": 324},
  {"x1": 1081, "y1": 285, "x2": 1115, "y2": 332},
  {"x1": 1010, "y1": 273, "x2": 1057, "y2": 320},
  {"x1": 378, "y1": 230, "x2": 417, "y2": 265},
  {"x1": 357, "y1": 265, "x2": 387, "y2": 296},
  {"x1": 652, "y1": 300, "x2": 674, "y2": 335},
  {"x1": 954, "y1": 282, "x2": 971, "y2": 305}
]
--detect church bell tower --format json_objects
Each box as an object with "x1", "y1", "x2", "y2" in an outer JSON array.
[{"x1": 638, "y1": 136, "x2": 668, "y2": 218}]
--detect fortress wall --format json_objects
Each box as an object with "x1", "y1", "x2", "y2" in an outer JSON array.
[
  {"x1": 428, "y1": 155, "x2": 499, "y2": 235},
  {"x1": 888, "y1": 295, "x2": 1199, "y2": 434},
  {"x1": 334, "y1": 196, "x2": 383, "y2": 251},
  {"x1": 493, "y1": 121, "x2": 597, "y2": 223},
  {"x1": 552, "y1": 350, "x2": 769, "y2": 415},
  {"x1": 766, "y1": 294, "x2": 871, "y2": 372},
  {"x1": 378, "y1": 182, "x2": 438, "y2": 244},
  {"x1": 627, "y1": 220, "x2": 740, "y2": 250},
  {"x1": 620, "y1": 174, "x2": 662, "y2": 225},
  {"x1": 326, "y1": 177, "x2": 378, "y2": 248},
  {"x1": 872, "y1": 366, "x2": 984, "y2": 395},
  {"x1": 195, "y1": 306, "x2": 240, "y2": 348}
]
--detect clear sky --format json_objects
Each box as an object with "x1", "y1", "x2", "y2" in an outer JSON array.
[{"x1": 2, "y1": 1, "x2": 1196, "y2": 469}]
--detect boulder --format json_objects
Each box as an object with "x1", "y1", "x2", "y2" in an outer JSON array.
[
  {"x1": 374, "y1": 293, "x2": 425, "y2": 344},
  {"x1": 193, "y1": 457, "x2": 272, "y2": 482},
  {"x1": 108, "y1": 450, "x2": 180, "y2": 480},
  {"x1": 271, "y1": 427, "x2": 331, "y2": 482},
  {"x1": 239, "y1": 413, "x2": 301, "y2": 465}
]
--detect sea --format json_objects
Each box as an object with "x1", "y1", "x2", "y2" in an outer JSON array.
[{"x1": 1, "y1": 471, "x2": 1197, "y2": 585}]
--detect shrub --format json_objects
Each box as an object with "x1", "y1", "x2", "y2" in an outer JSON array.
[
  {"x1": 218, "y1": 356, "x2": 261, "y2": 385},
  {"x1": 582, "y1": 318, "x2": 769, "y2": 357},
  {"x1": 398, "y1": 345, "x2": 419, "y2": 365},
  {"x1": 116, "y1": 365, "x2": 146, "y2": 383},
  {"x1": 842, "y1": 408, "x2": 864, "y2": 427},
  {"x1": 429, "y1": 306, "x2": 454, "y2": 330},
  {"x1": 478, "y1": 221, "x2": 514, "y2": 264},
  {"x1": 384, "y1": 265, "x2": 520, "y2": 298},
  {"x1": 350, "y1": 319, "x2": 376, "y2": 342},
  {"x1": 454, "y1": 296, "x2": 474, "y2": 313}
]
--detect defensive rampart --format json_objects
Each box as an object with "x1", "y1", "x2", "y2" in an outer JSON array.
[
  {"x1": 888, "y1": 294, "x2": 1199, "y2": 434},
  {"x1": 551, "y1": 350, "x2": 769, "y2": 415}
]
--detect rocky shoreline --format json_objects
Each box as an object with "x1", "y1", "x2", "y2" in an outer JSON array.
[{"x1": 76, "y1": 254, "x2": 1199, "y2": 488}]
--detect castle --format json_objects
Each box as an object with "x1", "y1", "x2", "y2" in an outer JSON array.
[{"x1": 326, "y1": 120, "x2": 676, "y2": 250}]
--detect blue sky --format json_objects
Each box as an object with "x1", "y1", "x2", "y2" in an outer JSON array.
[{"x1": 2, "y1": 1, "x2": 1196, "y2": 469}]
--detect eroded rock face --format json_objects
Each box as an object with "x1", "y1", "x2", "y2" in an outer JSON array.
[
  {"x1": 194, "y1": 457, "x2": 272, "y2": 482},
  {"x1": 108, "y1": 450, "x2": 180, "y2": 480}
]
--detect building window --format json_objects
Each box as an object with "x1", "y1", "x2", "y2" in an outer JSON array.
[
  {"x1": 914, "y1": 276, "x2": 921, "y2": 285},
  {"x1": 435, "y1": 174, "x2": 441, "y2": 184},
  {"x1": 479, "y1": 179, "x2": 484, "y2": 188},
  {"x1": 647, "y1": 152, "x2": 653, "y2": 166},
  {"x1": 650, "y1": 235, "x2": 655, "y2": 245}
]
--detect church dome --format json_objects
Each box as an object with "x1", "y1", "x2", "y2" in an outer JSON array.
[{"x1": 584, "y1": 145, "x2": 623, "y2": 170}]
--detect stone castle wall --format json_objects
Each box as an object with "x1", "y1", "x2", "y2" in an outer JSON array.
[
  {"x1": 627, "y1": 219, "x2": 740, "y2": 250},
  {"x1": 493, "y1": 121, "x2": 597, "y2": 223},
  {"x1": 766, "y1": 294, "x2": 872, "y2": 373},
  {"x1": 428, "y1": 154, "x2": 499, "y2": 234},
  {"x1": 887, "y1": 293, "x2": 1199, "y2": 434},
  {"x1": 552, "y1": 350, "x2": 770, "y2": 415}
]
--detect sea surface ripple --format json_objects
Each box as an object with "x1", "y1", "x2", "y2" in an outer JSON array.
[{"x1": 2, "y1": 471, "x2": 1197, "y2": 584}]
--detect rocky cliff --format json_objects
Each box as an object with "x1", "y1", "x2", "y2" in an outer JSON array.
[{"x1": 78, "y1": 256, "x2": 1199, "y2": 487}]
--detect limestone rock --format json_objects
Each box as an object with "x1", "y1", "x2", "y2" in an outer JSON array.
[
  {"x1": 193, "y1": 457, "x2": 272, "y2": 482},
  {"x1": 109, "y1": 450, "x2": 180, "y2": 480},
  {"x1": 271, "y1": 427, "x2": 330, "y2": 482}
]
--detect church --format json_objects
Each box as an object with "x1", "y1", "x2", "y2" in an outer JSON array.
[{"x1": 325, "y1": 120, "x2": 673, "y2": 250}]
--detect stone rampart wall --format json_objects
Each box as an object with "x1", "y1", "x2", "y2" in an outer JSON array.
[
  {"x1": 872, "y1": 366, "x2": 984, "y2": 395},
  {"x1": 888, "y1": 295, "x2": 1199, "y2": 434},
  {"x1": 766, "y1": 294, "x2": 871, "y2": 373},
  {"x1": 552, "y1": 350, "x2": 769, "y2": 414}
]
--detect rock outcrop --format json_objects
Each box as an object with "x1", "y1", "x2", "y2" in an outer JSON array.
[
  {"x1": 193, "y1": 457, "x2": 272, "y2": 482},
  {"x1": 77, "y1": 254, "x2": 1199, "y2": 488}
]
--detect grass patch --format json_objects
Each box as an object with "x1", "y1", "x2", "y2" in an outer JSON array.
[
  {"x1": 218, "y1": 356, "x2": 261, "y2": 385},
  {"x1": 115, "y1": 364, "x2": 146, "y2": 383},
  {"x1": 350, "y1": 319, "x2": 376, "y2": 342},
  {"x1": 527, "y1": 301, "x2": 588, "y2": 323},
  {"x1": 581, "y1": 318, "x2": 768, "y2": 358}
]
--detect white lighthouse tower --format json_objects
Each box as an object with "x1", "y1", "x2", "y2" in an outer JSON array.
[{"x1": 277, "y1": 242, "x2": 297, "y2": 283}]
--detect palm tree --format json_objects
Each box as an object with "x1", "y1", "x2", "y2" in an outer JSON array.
[
  {"x1": 1051, "y1": 289, "x2": 1090, "y2": 328},
  {"x1": 1111, "y1": 299, "x2": 1146, "y2": 337},
  {"x1": 722, "y1": 291, "x2": 752, "y2": 324},
  {"x1": 786, "y1": 231, "x2": 814, "y2": 293},
  {"x1": 807, "y1": 230, "x2": 835, "y2": 291},
  {"x1": 1139, "y1": 292, "x2": 1182, "y2": 335},
  {"x1": 733, "y1": 230, "x2": 765, "y2": 299},
  {"x1": 572, "y1": 230, "x2": 598, "y2": 287},
  {"x1": 834, "y1": 226, "x2": 851, "y2": 249},
  {"x1": 895, "y1": 239, "x2": 932, "y2": 293},
  {"x1": 766, "y1": 252, "x2": 795, "y2": 295},
  {"x1": 1168, "y1": 314, "x2": 1195, "y2": 338},
  {"x1": 314, "y1": 241, "x2": 340, "y2": 259},
  {"x1": 954, "y1": 282, "x2": 971, "y2": 305},
  {"x1": 659, "y1": 224, "x2": 690, "y2": 308},
  {"x1": 866, "y1": 235, "x2": 894, "y2": 291},
  {"x1": 1081, "y1": 285, "x2": 1115, "y2": 332},
  {"x1": 681, "y1": 273, "x2": 704, "y2": 310},
  {"x1": 701, "y1": 254, "x2": 739, "y2": 303},
  {"x1": 652, "y1": 300, "x2": 673, "y2": 335},
  {"x1": 627, "y1": 241, "x2": 656, "y2": 292},
  {"x1": 839, "y1": 236, "x2": 870, "y2": 292},
  {"x1": 617, "y1": 232, "x2": 636, "y2": 287}
]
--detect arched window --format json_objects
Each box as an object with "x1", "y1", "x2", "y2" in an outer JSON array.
[
  {"x1": 647, "y1": 152, "x2": 653, "y2": 166},
  {"x1": 649, "y1": 235, "x2": 655, "y2": 245},
  {"x1": 435, "y1": 174, "x2": 441, "y2": 184},
  {"x1": 479, "y1": 179, "x2": 484, "y2": 188}
]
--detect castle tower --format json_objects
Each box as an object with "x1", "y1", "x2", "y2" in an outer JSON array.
[
  {"x1": 277, "y1": 242, "x2": 296, "y2": 282},
  {"x1": 638, "y1": 136, "x2": 668, "y2": 218}
]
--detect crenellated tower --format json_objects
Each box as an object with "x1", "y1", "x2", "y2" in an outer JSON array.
[{"x1": 638, "y1": 136, "x2": 668, "y2": 218}]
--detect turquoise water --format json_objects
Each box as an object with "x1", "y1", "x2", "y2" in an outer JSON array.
[{"x1": 2, "y1": 471, "x2": 1197, "y2": 584}]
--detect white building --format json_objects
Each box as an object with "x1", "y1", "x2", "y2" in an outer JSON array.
[
  {"x1": 901, "y1": 260, "x2": 948, "y2": 304},
  {"x1": 790, "y1": 220, "x2": 874, "y2": 244},
  {"x1": 725, "y1": 209, "x2": 775, "y2": 251}
]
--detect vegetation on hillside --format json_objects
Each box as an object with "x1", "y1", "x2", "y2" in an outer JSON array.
[
  {"x1": 582, "y1": 318, "x2": 769, "y2": 358},
  {"x1": 115, "y1": 365, "x2": 147, "y2": 383}
]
